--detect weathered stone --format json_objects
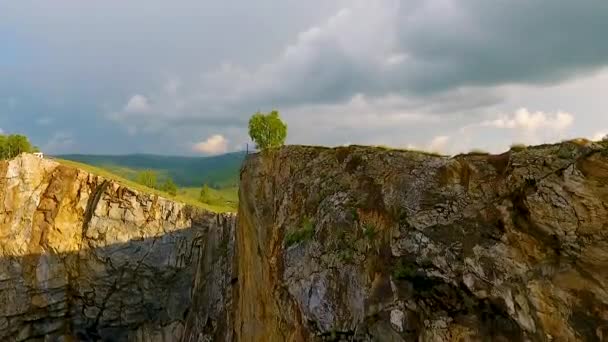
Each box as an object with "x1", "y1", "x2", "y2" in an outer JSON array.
[
  {"x1": 4, "y1": 140, "x2": 608, "y2": 341},
  {"x1": 0, "y1": 154, "x2": 236, "y2": 342},
  {"x1": 235, "y1": 142, "x2": 608, "y2": 341}
]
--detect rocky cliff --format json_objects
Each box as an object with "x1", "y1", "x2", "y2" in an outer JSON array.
[
  {"x1": 236, "y1": 140, "x2": 608, "y2": 341},
  {"x1": 0, "y1": 154, "x2": 236, "y2": 341},
  {"x1": 4, "y1": 139, "x2": 608, "y2": 342}
]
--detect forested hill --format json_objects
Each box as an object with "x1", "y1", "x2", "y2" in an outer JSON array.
[{"x1": 56, "y1": 152, "x2": 245, "y2": 187}]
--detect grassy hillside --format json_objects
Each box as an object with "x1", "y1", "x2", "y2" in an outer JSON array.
[
  {"x1": 55, "y1": 159, "x2": 237, "y2": 212},
  {"x1": 56, "y1": 152, "x2": 245, "y2": 188},
  {"x1": 178, "y1": 186, "x2": 238, "y2": 209},
  {"x1": 53, "y1": 152, "x2": 245, "y2": 212}
]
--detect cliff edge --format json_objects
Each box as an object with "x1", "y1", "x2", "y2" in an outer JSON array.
[
  {"x1": 236, "y1": 140, "x2": 608, "y2": 341},
  {"x1": 0, "y1": 154, "x2": 235, "y2": 341},
  {"x1": 3, "y1": 139, "x2": 608, "y2": 341}
]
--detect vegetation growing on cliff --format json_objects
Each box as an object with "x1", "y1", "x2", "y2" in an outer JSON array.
[
  {"x1": 136, "y1": 170, "x2": 159, "y2": 189},
  {"x1": 285, "y1": 216, "x2": 315, "y2": 247},
  {"x1": 468, "y1": 148, "x2": 490, "y2": 155},
  {"x1": 0, "y1": 134, "x2": 38, "y2": 159},
  {"x1": 196, "y1": 183, "x2": 234, "y2": 207},
  {"x1": 248, "y1": 110, "x2": 287, "y2": 151},
  {"x1": 363, "y1": 223, "x2": 377, "y2": 240},
  {"x1": 200, "y1": 184, "x2": 211, "y2": 202},
  {"x1": 510, "y1": 143, "x2": 528, "y2": 152},
  {"x1": 56, "y1": 158, "x2": 236, "y2": 212},
  {"x1": 133, "y1": 169, "x2": 179, "y2": 196},
  {"x1": 393, "y1": 260, "x2": 418, "y2": 280},
  {"x1": 160, "y1": 178, "x2": 178, "y2": 196},
  {"x1": 54, "y1": 155, "x2": 238, "y2": 211},
  {"x1": 57, "y1": 152, "x2": 243, "y2": 188}
]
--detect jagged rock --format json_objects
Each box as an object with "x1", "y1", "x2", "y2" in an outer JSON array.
[
  {"x1": 236, "y1": 141, "x2": 608, "y2": 341},
  {"x1": 0, "y1": 154, "x2": 236, "y2": 342},
  {"x1": 4, "y1": 140, "x2": 608, "y2": 341}
]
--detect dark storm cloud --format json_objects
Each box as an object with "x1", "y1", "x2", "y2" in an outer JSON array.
[
  {"x1": 399, "y1": 0, "x2": 608, "y2": 93},
  {"x1": 1, "y1": 0, "x2": 607, "y2": 154},
  {"x1": 122, "y1": 0, "x2": 608, "y2": 125},
  {"x1": 269, "y1": 0, "x2": 608, "y2": 103}
]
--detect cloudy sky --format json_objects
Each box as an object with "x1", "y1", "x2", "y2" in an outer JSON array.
[{"x1": 1, "y1": 0, "x2": 607, "y2": 156}]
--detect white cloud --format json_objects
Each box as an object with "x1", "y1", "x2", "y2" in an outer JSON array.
[
  {"x1": 427, "y1": 135, "x2": 450, "y2": 153},
  {"x1": 193, "y1": 134, "x2": 229, "y2": 155},
  {"x1": 123, "y1": 95, "x2": 150, "y2": 113},
  {"x1": 289, "y1": 93, "x2": 441, "y2": 128},
  {"x1": 385, "y1": 53, "x2": 407, "y2": 66},
  {"x1": 592, "y1": 131, "x2": 608, "y2": 141},
  {"x1": 0, "y1": 128, "x2": 4, "y2": 134},
  {"x1": 480, "y1": 108, "x2": 574, "y2": 132},
  {"x1": 399, "y1": 136, "x2": 450, "y2": 154},
  {"x1": 439, "y1": 108, "x2": 577, "y2": 154},
  {"x1": 164, "y1": 78, "x2": 181, "y2": 96},
  {"x1": 104, "y1": 1, "x2": 606, "y2": 155},
  {"x1": 2, "y1": 1, "x2": 608, "y2": 155}
]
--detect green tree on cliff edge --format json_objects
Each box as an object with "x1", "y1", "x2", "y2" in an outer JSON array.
[
  {"x1": 135, "y1": 170, "x2": 158, "y2": 189},
  {"x1": 248, "y1": 110, "x2": 287, "y2": 151},
  {"x1": 199, "y1": 184, "x2": 211, "y2": 203},
  {"x1": 0, "y1": 134, "x2": 37, "y2": 160},
  {"x1": 160, "y1": 178, "x2": 178, "y2": 196}
]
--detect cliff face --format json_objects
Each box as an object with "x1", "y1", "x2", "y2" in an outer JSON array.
[
  {"x1": 0, "y1": 154, "x2": 236, "y2": 341},
  {"x1": 236, "y1": 141, "x2": 608, "y2": 341},
  {"x1": 4, "y1": 140, "x2": 608, "y2": 342}
]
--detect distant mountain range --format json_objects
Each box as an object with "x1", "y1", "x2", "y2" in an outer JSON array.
[{"x1": 56, "y1": 152, "x2": 246, "y2": 188}]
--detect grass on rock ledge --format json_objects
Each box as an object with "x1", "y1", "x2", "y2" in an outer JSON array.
[{"x1": 56, "y1": 159, "x2": 236, "y2": 213}]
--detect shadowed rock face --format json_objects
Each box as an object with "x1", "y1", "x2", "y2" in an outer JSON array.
[
  {"x1": 4, "y1": 140, "x2": 608, "y2": 342},
  {"x1": 236, "y1": 141, "x2": 608, "y2": 341},
  {"x1": 0, "y1": 155, "x2": 236, "y2": 341}
]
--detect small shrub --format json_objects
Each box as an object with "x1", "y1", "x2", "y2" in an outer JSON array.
[
  {"x1": 135, "y1": 170, "x2": 158, "y2": 189},
  {"x1": 600, "y1": 137, "x2": 608, "y2": 156},
  {"x1": 363, "y1": 223, "x2": 377, "y2": 240},
  {"x1": 510, "y1": 143, "x2": 527, "y2": 152},
  {"x1": 570, "y1": 138, "x2": 591, "y2": 146},
  {"x1": 337, "y1": 249, "x2": 354, "y2": 263},
  {"x1": 350, "y1": 207, "x2": 359, "y2": 222},
  {"x1": 199, "y1": 184, "x2": 213, "y2": 203},
  {"x1": 557, "y1": 147, "x2": 574, "y2": 159},
  {"x1": 285, "y1": 217, "x2": 315, "y2": 247},
  {"x1": 160, "y1": 178, "x2": 178, "y2": 196},
  {"x1": 468, "y1": 149, "x2": 490, "y2": 155},
  {"x1": 393, "y1": 261, "x2": 418, "y2": 280}
]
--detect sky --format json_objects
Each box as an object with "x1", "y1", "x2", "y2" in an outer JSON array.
[{"x1": 1, "y1": 0, "x2": 607, "y2": 156}]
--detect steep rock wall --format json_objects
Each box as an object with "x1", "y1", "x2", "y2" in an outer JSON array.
[
  {"x1": 4, "y1": 140, "x2": 608, "y2": 342},
  {"x1": 236, "y1": 141, "x2": 608, "y2": 341},
  {"x1": 0, "y1": 154, "x2": 236, "y2": 341}
]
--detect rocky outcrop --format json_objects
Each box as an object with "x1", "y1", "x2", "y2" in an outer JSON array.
[
  {"x1": 236, "y1": 141, "x2": 608, "y2": 341},
  {"x1": 4, "y1": 139, "x2": 608, "y2": 341},
  {"x1": 181, "y1": 206, "x2": 237, "y2": 342},
  {"x1": 0, "y1": 154, "x2": 236, "y2": 341}
]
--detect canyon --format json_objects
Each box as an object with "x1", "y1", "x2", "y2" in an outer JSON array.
[
  {"x1": 2, "y1": 140, "x2": 608, "y2": 341},
  {"x1": 0, "y1": 155, "x2": 235, "y2": 341}
]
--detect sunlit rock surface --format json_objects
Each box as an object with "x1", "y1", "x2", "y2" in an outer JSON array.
[
  {"x1": 4, "y1": 139, "x2": 608, "y2": 341},
  {"x1": 0, "y1": 154, "x2": 235, "y2": 341},
  {"x1": 236, "y1": 141, "x2": 608, "y2": 341}
]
